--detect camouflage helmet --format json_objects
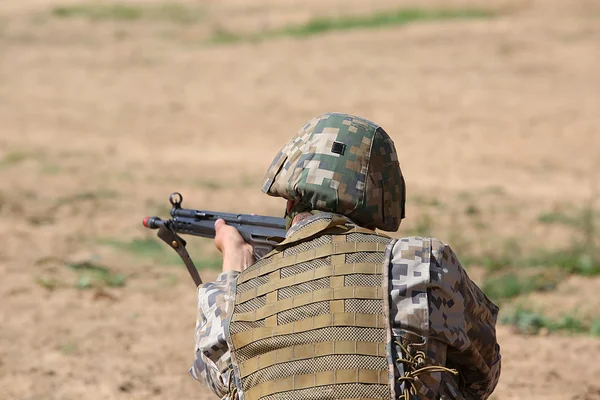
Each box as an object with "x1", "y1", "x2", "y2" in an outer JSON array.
[{"x1": 262, "y1": 112, "x2": 406, "y2": 231}]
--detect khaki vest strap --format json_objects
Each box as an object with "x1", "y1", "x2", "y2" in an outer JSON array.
[
  {"x1": 261, "y1": 221, "x2": 385, "y2": 259},
  {"x1": 232, "y1": 286, "x2": 383, "y2": 322},
  {"x1": 239, "y1": 240, "x2": 387, "y2": 284},
  {"x1": 244, "y1": 368, "x2": 388, "y2": 400},
  {"x1": 238, "y1": 340, "x2": 387, "y2": 377},
  {"x1": 231, "y1": 312, "x2": 386, "y2": 349},
  {"x1": 263, "y1": 270, "x2": 280, "y2": 327},
  {"x1": 237, "y1": 262, "x2": 382, "y2": 304},
  {"x1": 277, "y1": 215, "x2": 351, "y2": 246}
]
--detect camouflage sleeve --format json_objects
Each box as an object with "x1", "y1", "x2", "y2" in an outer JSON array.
[
  {"x1": 189, "y1": 271, "x2": 239, "y2": 398},
  {"x1": 428, "y1": 238, "x2": 501, "y2": 399},
  {"x1": 388, "y1": 237, "x2": 501, "y2": 400}
]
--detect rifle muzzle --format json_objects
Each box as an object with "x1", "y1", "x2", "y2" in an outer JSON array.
[{"x1": 143, "y1": 216, "x2": 164, "y2": 229}]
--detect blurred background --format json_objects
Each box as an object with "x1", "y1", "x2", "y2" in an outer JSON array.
[{"x1": 1, "y1": 0, "x2": 599, "y2": 399}]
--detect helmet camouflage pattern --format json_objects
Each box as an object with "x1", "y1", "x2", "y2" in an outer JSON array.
[{"x1": 262, "y1": 112, "x2": 406, "y2": 231}]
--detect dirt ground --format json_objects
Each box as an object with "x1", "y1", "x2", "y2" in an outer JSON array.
[{"x1": 1, "y1": 0, "x2": 600, "y2": 399}]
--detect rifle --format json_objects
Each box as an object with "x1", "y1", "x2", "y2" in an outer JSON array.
[{"x1": 143, "y1": 192, "x2": 286, "y2": 286}]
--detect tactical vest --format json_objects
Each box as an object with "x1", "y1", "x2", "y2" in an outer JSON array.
[{"x1": 228, "y1": 216, "x2": 393, "y2": 400}]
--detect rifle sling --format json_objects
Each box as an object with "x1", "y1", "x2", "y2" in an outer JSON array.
[{"x1": 157, "y1": 224, "x2": 203, "y2": 286}]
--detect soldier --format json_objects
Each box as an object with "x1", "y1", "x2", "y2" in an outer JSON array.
[{"x1": 190, "y1": 113, "x2": 501, "y2": 400}]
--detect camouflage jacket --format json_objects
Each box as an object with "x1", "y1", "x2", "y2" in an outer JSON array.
[{"x1": 190, "y1": 213, "x2": 501, "y2": 399}]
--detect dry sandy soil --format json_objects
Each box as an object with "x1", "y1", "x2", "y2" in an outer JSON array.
[{"x1": 1, "y1": 0, "x2": 600, "y2": 399}]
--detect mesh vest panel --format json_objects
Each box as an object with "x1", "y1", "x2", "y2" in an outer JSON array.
[{"x1": 229, "y1": 232, "x2": 392, "y2": 400}]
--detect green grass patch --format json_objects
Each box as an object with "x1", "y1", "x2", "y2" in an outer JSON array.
[
  {"x1": 532, "y1": 204, "x2": 600, "y2": 274},
  {"x1": 40, "y1": 163, "x2": 62, "y2": 175},
  {"x1": 537, "y1": 207, "x2": 599, "y2": 228},
  {"x1": 273, "y1": 8, "x2": 494, "y2": 38},
  {"x1": 67, "y1": 260, "x2": 127, "y2": 289},
  {"x1": 1, "y1": 150, "x2": 30, "y2": 166},
  {"x1": 56, "y1": 189, "x2": 119, "y2": 205},
  {"x1": 481, "y1": 185, "x2": 507, "y2": 196},
  {"x1": 36, "y1": 277, "x2": 61, "y2": 290},
  {"x1": 467, "y1": 238, "x2": 523, "y2": 271},
  {"x1": 102, "y1": 237, "x2": 168, "y2": 258},
  {"x1": 501, "y1": 308, "x2": 548, "y2": 335},
  {"x1": 591, "y1": 319, "x2": 600, "y2": 336},
  {"x1": 28, "y1": 189, "x2": 119, "y2": 226},
  {"x1": 0, "y1": 150, "x2": 45, "y2": 168},
  {"x1": 501, "y1": 307, "x2": 599, "y2": 336},
  {"x1": 211, "y1": 28, "x2": 243, "y2": 44},
  {"x1": 469, "y1": 245, "x2": 600, "y2": 275},
  {"x1": 525, "y1": 245, "x2": 600, "y2": 276},
  {"x1": 538, "y1": 210, "x2": 579, "y2": 226},
  {"x1": 475, "y1": 253, "x2": 513, "y2": 271},
  {"x1": 481, "y1": 272, "x2": 560, "y2": 302},
  {"x1": 410, "y1": 194, "x2": 443, "y2": 208},
  {"x1": 465, "y1": 204, "x2": 481, "y2": 216},
  {"x1": 101, "y1": 237, "x2": 222, "y2": 270},
  {"x1": 193, "y1": 257, "x2": 223, "y2": 270},
  {"x1": 463, "y1": 236, "x2": 600, "y2": 276},
  {"x1": 403, "y1": 197, "x2": 600, "y2": 278},
  {"x1": 208, "y1": 8, "x2": 495, "y2": 43},
  {"x1": 52, "y1": 3, "x2": 204, "y2": 24},
  {"x1": 59, "y1": 340, "x2": 79, "y2": 355}
]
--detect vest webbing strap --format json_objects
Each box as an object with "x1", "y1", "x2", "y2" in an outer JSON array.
[
  {"x1": 232, "y1": 286, "x2": 383, "y2": 322},
  {"x1": 272, "y1": 215, "x2": 350, "y2": 246},
  {"x1": 238, "y1": 340, "x2": 387, "y2": 377},
  {"x1": 231, "y1": 312, "x2": 386, "y2": 349},
  {"x1": 244, "y1": 368, "x2": 388, "y2": 400},
  {"x1": 266, "y1": 216, "x2": 386, "y2": 251},
  {"x1": 238, "y1": 262, "x2": 382, "y2": 304},
  {"x1": 239, "y1": 241, "x2": 387, "y2": 284}
]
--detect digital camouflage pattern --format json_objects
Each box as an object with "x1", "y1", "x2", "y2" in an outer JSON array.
[
  {"x1": 262, "y1": 113, "x2": 406, "y2": 232},
  {"x1": 191, "y1": 214, "x2": 501, "y2": 400},
  {"x1": 190, "y1": 271, "x2": 239, "y2": 399},
  {"x1": 388, "y1": 237, "x2": 501, "y2": 398}
]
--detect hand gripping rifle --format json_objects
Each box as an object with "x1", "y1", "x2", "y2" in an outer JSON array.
[{"x1": 143, "y1": 192, "x2": 286, "y2": 286}]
